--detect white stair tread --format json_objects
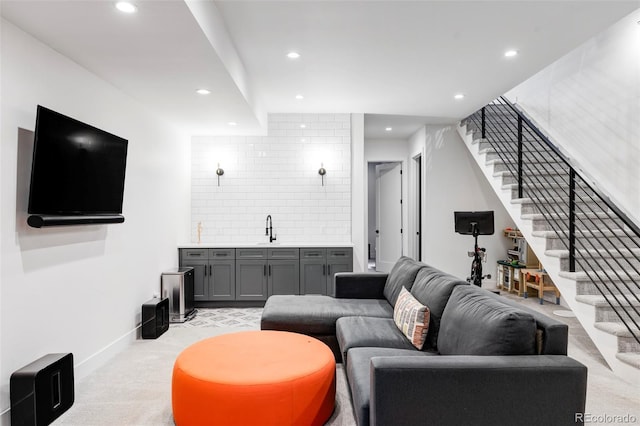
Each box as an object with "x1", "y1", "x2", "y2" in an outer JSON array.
[
  {"x1": 559, "y1": 270, "x2": 640, "y2": 282},
  {"x1": 575, "y1": 294, "x2": 640, "y2": 307},
  {"x1": 544, "y1": 247, "x2": 640, "y2": 259},
  {"x1": 533, "y1": 229, "x2": 633, "y2": 240},
  {"x1": 594, "y1": 322, "x2": 639, "y2": 338},
  {"x1": 616, "y1": 352, "x2": 640, "y2": 369}
]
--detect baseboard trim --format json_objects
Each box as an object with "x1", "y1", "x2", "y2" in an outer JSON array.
[{"x1": 73, "y1": 325, "x2": 140, "y2": 382}]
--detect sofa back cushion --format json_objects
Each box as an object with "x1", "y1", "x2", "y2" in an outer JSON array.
[
  {"x1": 383, "y1": 256, "x2": 425, "y2": 307},
  {"x1": 409, "y1": 266, "x2": 467, "y2": 350},
  {"x1": 438, "y1": 285, "x2": 537, "y2": 355}
]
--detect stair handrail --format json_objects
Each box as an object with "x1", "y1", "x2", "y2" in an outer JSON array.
[
  {"x1": 495, "y1": 96, "x2": 640, "y2": 240},
  {"x1": 469, "y1": 97, "x2": 640, "y2": 346}
]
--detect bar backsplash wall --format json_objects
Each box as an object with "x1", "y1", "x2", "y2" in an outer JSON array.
[{"x1": 191, "y1": 113, "x2": 352, "y2": 244}]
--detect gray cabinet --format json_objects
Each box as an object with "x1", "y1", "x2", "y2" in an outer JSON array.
[
  {"x1": 300, "y1": 248, "x2": 353, "y2": 295},
  {"x1": 180, "y1": 246, "x2": 351, "y2": 301},
  {"x1": 267, "y1": 248, "x2": 299, "y2": 296},
  {"x1": 180, "y1": 249, "x2": 235, "y2": 301},
  {"x1": 236, "y1": 249, "x2": 268, "y2": 301},
  {"x1": 209, "y1": 249, "x2": 235, "y2": 301}
]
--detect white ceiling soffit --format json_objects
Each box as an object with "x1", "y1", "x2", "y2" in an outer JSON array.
[
  {"x1": 2, "y1": 1, "x2": 638, "y2": 136},
  {"x1": 1, "y1": 0, "x2": 263, "y2": 135},
  {"x1": 364, "y1": 114, "x2": 444, "y2": 140}
]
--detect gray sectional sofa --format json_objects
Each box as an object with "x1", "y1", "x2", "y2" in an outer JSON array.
[{"x1": 261, "y1": 256, "x2": 588, "y2": 426}]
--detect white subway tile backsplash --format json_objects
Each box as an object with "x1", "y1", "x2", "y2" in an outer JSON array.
[{"x1": 191, "y1": 113, "x2": 352, "y2": 243}]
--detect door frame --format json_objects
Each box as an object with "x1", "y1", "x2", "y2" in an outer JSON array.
[
  {"x1": 375, "y1": 162, "x2": 403, "y2": 272},
  {"x1": 366, "y1": 159, "x2": 407, "y2": 271}
]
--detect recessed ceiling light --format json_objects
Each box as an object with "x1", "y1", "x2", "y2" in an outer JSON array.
[
  {"x1": 300, "y1": 124, "x2": 306, "y2": 128},
  {"x1": 454, "y1": 93, "x2": 465, "y2": 100},
  {"x1": 504, "y1": 49, "x2": 519, "y2": 58},
  {"x1": 196, "y1": 89, "x2": 210, "y2": 95},
  {"x1": 295, "y1": 94, "x2": 304, "y2": 100},
  {"x1": 385, "y1": 127, "x2": 392, "y2": 132},
  {"x1": 115, "y1": 1, "x2": 137, "y2": 13},
  {"x1": 228, "y1": 122, "x2": 237, "y2": 126},
  {"x1": 287, "y1": 52, "x2": 301, "y2": 59}
]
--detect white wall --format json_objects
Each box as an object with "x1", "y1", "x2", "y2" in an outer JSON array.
[
  {"x1": 0, "y1": 20, "x2": 190, "y2": 420},
  {"x1": 506, "y1": 9, "x2": 640, "y2": 225},
  {"x1": 190, "y1": 113, "x2": 351, "y2": 244},
  {"x1": 416, "y1": 125, "x2": 512, "y2": 280}
]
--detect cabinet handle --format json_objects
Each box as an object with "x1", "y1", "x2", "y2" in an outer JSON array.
[
  {"x1": 269, "y1": 265, "x2": 272, "y2": 276},
  {"x1": 209, "y1": 265, "x2": 212, "y2": 275},
  {"x1": 323, "y1": 264, "x2": 326, "y2": 275},
  {"x1": 264, "y1": 265, "x2": 266, "y2": 276},
  {"x1": 190, "y1": 253, "x2": 202, "y2": 257},
  {"x1": 204, "y1": 265, "x2": 207, "y2": 276}
]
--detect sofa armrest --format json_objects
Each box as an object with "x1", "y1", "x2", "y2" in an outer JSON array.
[
  {"x1": 370, "y1": 355, "x2": 587, "y2": 426},
  {"x1": 333, "y1": 272, "x2": 388, "y2": 299}
]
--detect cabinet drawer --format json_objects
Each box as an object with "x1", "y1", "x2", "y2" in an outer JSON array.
[
  {"x1": 327, "y1": 248, "x2": 353, "y2": 261},
  {"x1": 268, "y1": 248, "x2": 299, "y2": 260},
  {"x1": 210, "y1": 249, "x2": 235, "y2": 259},
  {"x1": 300, "y1": 248, "x2": 326, "y2": 260},
  {"x1": 181, "y1": 249, "x2": 208, "y2": 261},
  {"x1": 236, "y1": 248, "x2": 267, "y2": 259}
]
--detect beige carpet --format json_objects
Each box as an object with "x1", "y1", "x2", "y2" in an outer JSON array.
[{"x1": 55, "y1": 299, "x2": 640, "y2": 425}]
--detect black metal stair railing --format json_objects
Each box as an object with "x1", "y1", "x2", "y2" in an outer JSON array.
[{"x1": 466, "y1": 97, "x2": 640, "y2": 345}]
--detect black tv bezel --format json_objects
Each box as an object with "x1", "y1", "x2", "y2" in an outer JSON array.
[
  {"x1": 454, "y1": 211, "x2": 495, "y2": 236},
  {"x1": 27, "y1": 105, "x2": 128, "y2": 226}
]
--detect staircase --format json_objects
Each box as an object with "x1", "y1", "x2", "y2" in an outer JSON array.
[{"x1": 457, "y1": 98, "x2": 640, "y2": 383}]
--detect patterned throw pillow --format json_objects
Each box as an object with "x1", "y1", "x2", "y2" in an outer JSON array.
[{"x1": 393, "y1": 287, "x2": 431, "y2": 350}]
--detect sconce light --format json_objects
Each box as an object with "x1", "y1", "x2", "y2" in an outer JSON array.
[
  {"x1": 318, "y1": 163, "x2": 326, "y2": 186},
  {"x1": 216, "y1": 163, "x2": 224, "y2": 186}
]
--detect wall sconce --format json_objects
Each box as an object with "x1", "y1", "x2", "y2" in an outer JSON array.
[
  {"x1": 318, "y1": 163, "x2": 326, "y2": 186},
  {"x1": 215, "y1": 163, "x2": 224, "y2": 186}
]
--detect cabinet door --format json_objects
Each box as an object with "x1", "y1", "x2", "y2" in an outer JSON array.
[
  {"x1": 300, "y1": 248, "x2": 327, "y2": 295},
  {"x1": 268, "y1": 260, "x2": 300, "y2": 296},
  {"x1": 300, "y1": 261, "x2": 326, "y2": 295},
  {"x1": 210, "y1": 260, "x2": 235, "y2": 301},
  {"x1": 235, "y1": 260, "x2": 268, "y2": 301},
  {"x1": 326, "y1": 248, "x2": 353, "y2": 296},
  {"x1": 180, "y1": 259, "x2": 209, "y2": 301}
]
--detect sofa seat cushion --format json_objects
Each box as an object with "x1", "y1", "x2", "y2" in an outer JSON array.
[
  {"x1": 383, "y1": 256, "x2": 425, "y2": 307},
  {"x1": 346, "y1": 347, "x2": 433, "y2": 426},
  {"x1": 438, "y1": 285, "x2": 537, "y2": 355},
  {"x1": 261, "y1": 295, "x2": 393, "y2": 335},
  {"x1": 409, "y1": 265, "x2": 467, "y2": 350},
  {"x1": 336, "y1": 317, "x2": 418, "y2": 365}
]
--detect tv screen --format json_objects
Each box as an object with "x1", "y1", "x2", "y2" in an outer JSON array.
[
  {"x1": 454, "y1": 211, "x2": 495, "y2": 235},
  {"x1": 28, "y1": 106, "x2": 128, "y2": 216}
]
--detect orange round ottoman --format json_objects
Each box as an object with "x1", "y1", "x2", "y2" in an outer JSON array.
[{"x1": 172, "y1": 330, "x2": 335, "y2": 426}]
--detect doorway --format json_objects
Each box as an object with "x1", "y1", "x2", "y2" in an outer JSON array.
[
  {"x1": 368, "y1": 161, "x2": 403, "y2": 272},
  {"x1": 413, "y1": 154, "x2": 422, "y2": 261}
]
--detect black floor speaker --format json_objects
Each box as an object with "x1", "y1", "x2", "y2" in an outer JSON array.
[
  {"x1": 142, "y1": 297, "x2": 169, "y2": 339},
  {"x1": 10, "y1": 353, "x2": 74, "y2": 426}
]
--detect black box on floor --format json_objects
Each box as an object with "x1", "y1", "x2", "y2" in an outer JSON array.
[
  {"x1": 142, "y1": 297, "x2": 169, "y2": 339},
  {"x1": 10, "y1": 353, "x2": 74, "y2": 426}
]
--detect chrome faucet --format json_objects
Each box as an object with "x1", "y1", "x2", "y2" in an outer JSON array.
[{"x1": 265, "y1": 215, "x2": 276, "y2": 243}]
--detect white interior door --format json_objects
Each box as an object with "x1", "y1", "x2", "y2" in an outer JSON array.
[{"x1": 375, "y1": 162, "x2": 402, "y2": 272}]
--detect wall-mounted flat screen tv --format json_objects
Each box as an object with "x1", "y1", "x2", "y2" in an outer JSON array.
[{"x1": 27, "y1": 105, "x2": 128, "y2": 227}]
